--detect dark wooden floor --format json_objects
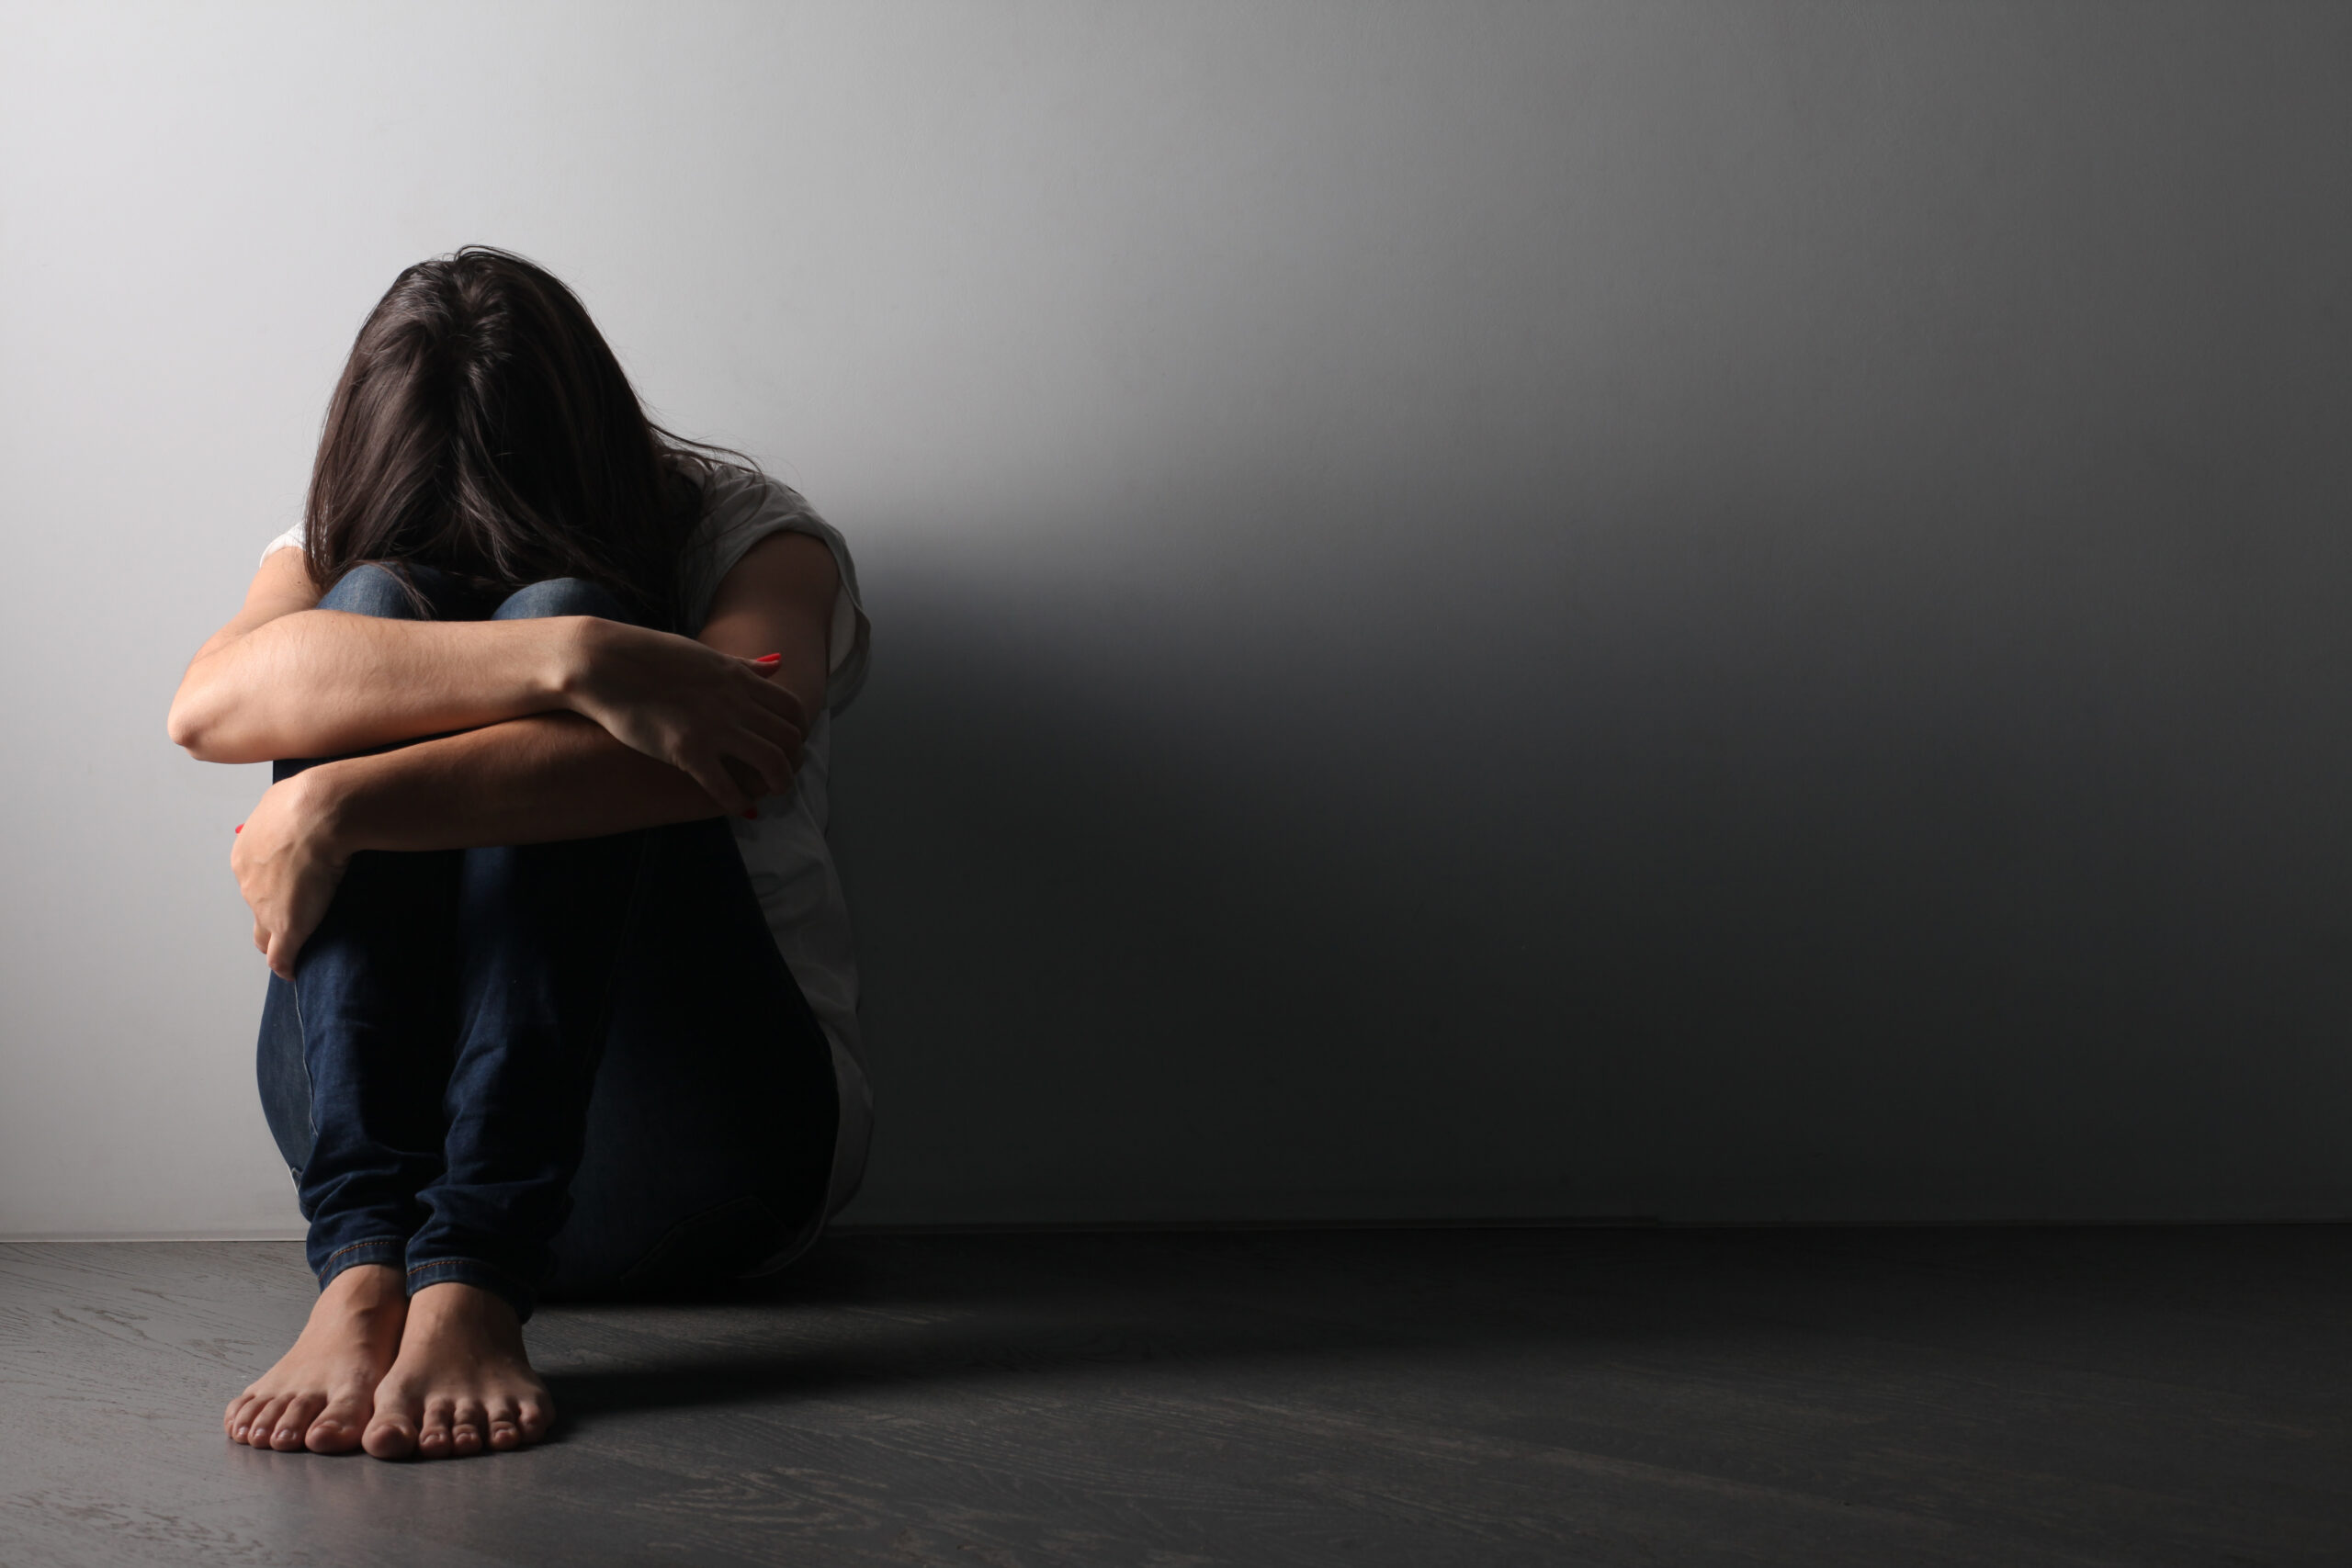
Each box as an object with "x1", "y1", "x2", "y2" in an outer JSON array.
[{"x1": 1, "y1": 1227, "x2": 2346, "y2": 1566}]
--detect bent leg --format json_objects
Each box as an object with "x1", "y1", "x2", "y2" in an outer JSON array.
[
  {"x1": 256, "y1": 556, "x2": 487, "y2": 1189},
  {"x1": 547, "y1": 814, "x2": 838, "y2": 1297},
  {"x1": 270, "y1": 564, "x2": 479, "y2": 1292},
  {"x1": 389, "y1": 578, "x2": 650, "y2": 1313},
  {"x1": 401, "y1": 827, "x2": 646, "y2": 1305},
  {"x1": 364, "y1": 577, "x2": 640, "y2": 1458},
  {"x1": 345, "y1": 575, "x2": 832, "y2": 1457},
  {"x1": 393, "y1": 575, "x2": 833, "y2": 1308},
  {"x1": 365, "y1": 808, "x2": 838, "y2": 1458},
  {"x1": 235, "y1": 562, "x2": 477, "y2": 1454}
]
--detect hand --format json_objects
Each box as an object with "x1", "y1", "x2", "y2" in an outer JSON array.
[
  {"x1": 232, "y1": 770, "x2": 352, "y2": 979},
  {"x1": 560, "y1": 620, "x2": 808, "y2": 816}
]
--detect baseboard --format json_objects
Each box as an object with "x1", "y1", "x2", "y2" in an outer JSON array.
[
  {"x1": 825, "y1": 1213, "x2": 2352, "y2": 1236},
  {"x1": 824, "y1": 1214, "x2": 1667, "y2": 1235},
  {"x1": 6, "y1": 1214, "x2": 2346, "y2": 1246},
  {"x1": 0, "y1": 1231, "x2": 307, "y2": 1244}
]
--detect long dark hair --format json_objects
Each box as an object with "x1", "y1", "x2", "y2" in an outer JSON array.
[{"x1": 304, "y1": 246, "x2": 725, "y2": 629}]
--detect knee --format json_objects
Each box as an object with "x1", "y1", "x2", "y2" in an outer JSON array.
[
  {"x1": 316, "y1": 562, "x2": 425, "y2": 619},
  {"x1": 492, "y1": 577, "x2": 629, "y2": 623}
]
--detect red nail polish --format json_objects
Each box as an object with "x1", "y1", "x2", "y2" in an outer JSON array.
[
  {"x1": 753, "y1": 654, "x2": 782, "y2": 665},
  {"x1": 233, "y1": 824, "x2": 243, "y2": 834}
]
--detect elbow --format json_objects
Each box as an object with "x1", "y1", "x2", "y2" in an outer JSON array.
[
  {"x1": 166, "y1": 689, "x2": 243, "y2": 762},
  {"x1": 165, "y1": 701, "x2": 215, "y2": 760}
]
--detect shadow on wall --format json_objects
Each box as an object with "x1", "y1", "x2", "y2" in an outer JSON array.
[
  {"x1": 803, "y1": 0, "x2": 2352, "y2": 1230},
  {"x1": 826, "y1": 452, "x2": 2352, "y2": 1228}
]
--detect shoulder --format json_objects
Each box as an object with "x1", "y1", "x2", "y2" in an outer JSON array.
[
  {"x1": 673, "y1": 458, "x2": 872, "y2": 708},
  {"x1": 693, "y1": 460, "x2": 820, "y2": 544},
  {"x1": 686, "y1": 459, "x2": 858, "y2": 603}
]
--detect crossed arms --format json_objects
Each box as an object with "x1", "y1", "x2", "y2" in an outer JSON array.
[{"x1": 167, "y1": 534, "x2": 839, "y2": 976}]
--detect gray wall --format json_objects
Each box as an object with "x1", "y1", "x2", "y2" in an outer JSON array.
[{"x1": 3, "y1": 2, "x2": 2346, "y2": 1236}]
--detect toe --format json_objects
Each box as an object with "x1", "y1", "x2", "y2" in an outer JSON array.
[
  {"x1": 417, "y1": 1396, "x2": 456, "y2": 1458},
  {"x1": 362, "y1": 1382, "x2": 422, "y2": 1461},
  {"x1": 225, "y1": 1393, "x2": 257, "y2": 1440},
  {"x1": 272, "y1": 1393, "x2": 325, "y2": 1450},
  {"x1": 516, "y1": 1394, "x2": 552, "y2": 1443},
  {"x1": 362, "y1": 1409, "x2": 417, "y2": 1461},
  {"x1": 485, "y1": 1395, "x2": 521, "y2": 1450},
  {"x1": 307, "y1": 1393, "x2": 371, "y2": 1455},
  {"x1": 246, "y1": 1394, "x2": 291, "y2": 1449},
  {"x1": 450, "y1": 1398, "x2": 486, "y2": 1457}
]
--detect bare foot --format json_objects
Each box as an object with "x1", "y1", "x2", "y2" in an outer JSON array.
[
  {"x1": 224, "y1": 1263, "x2": 407, "y2": 1454},
  {"x1": 362, "y1": 1281, "x2": 552, "y2": 1460}
]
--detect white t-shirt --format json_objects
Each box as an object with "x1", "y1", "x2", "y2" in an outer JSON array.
[{"x1": 260, "y1": 462, "x2": 875, "y2": 1225}]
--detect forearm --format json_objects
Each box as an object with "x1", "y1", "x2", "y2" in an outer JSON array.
[
  {"x1": 305, "y1": 712, "x2": 731, "y2": 853},
  {"x1": 170, "y1": 612, "x2": 591, "y2": 764}
]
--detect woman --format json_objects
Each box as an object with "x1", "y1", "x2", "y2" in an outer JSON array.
[{"x1": 167, "y1": 248, "x2": 871, "y2": 1461}]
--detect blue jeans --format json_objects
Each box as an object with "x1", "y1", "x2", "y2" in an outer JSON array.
[{"x1": 256, "y1": 565, "x2": 838, "y2": 1321}]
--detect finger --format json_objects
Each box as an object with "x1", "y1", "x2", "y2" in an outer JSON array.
[
  {"x1": 740, "y1": 679, "x2": 806, "y2": 729},
  {"x1": 726, "y1": 734, "x2": 796, "y2": 798},
  {"x1": 266, "y1": 931, "x2": 300, "y2": 981},
  {"x1": 254, "y1": 920, "x2": 270, "y2": 957},
  {"x1": 745, "y1": 675, "x2": 809, "y2": 730},
  {"x1": 720, "y1": 753, "x2": 775, "y2": 810},
  {"x1": 745, "y1": 703, "x2": 807, "y2": 761},
  {"x1": 689, "y1": 757, "x2": 753, "y2": 818}
]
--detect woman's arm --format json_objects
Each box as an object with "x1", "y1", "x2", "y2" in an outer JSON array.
[
  {"x1": 305, "y1": 531, "x2": 837, "y2": 845},
  {"x1": 172, "y1": 546, "x2": 811, "y2": 812},
  {"x1": 232, "y1": 532, "x2": 841, "y2": 976},
  {"x1": 167, "y1": 548, "x2": 585, "y2": 761}
]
